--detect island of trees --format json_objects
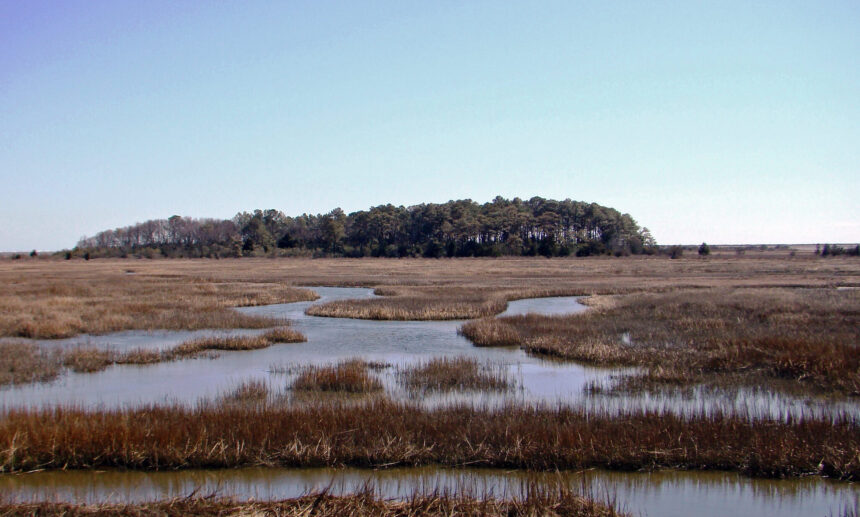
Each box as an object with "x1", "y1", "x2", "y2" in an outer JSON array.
[{"x1": 74, "y1": 196, "x2": 657, "y2": 259}]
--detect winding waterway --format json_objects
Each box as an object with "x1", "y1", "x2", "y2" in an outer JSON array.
[
  {"x1": 0, "y1": 287, "x2": 857, "y2": 515},
  {"x1": 1, "y1": 287, "x2": 854, "y2": 421}
]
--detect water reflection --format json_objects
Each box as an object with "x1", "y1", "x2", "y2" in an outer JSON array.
[{"x1": 1, "y1": 466, "x2": 856, "y2": 517}]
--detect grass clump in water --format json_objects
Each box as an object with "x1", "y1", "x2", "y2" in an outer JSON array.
[
  {"x1": 291, "y1": 360, "x2": 383, "y2": 393},
  {"x1": 221, "y1": 379, "x2": 270, "y2": 405},
  {"x1": 173, "y1": 326, "x2": 306, "y2": 357},
  {"x1": 398, "y1": 357, "x2": 512, "y2": 393}
]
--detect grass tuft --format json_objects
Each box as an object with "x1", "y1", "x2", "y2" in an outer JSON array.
[
  {"x1": 398, "y1": 357, "x2": 512, "y2": 392},
  {"x1": 291, "y1": 360, "x2": 383, "y2": 393}
]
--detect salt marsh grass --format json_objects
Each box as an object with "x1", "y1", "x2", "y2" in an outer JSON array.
[
  {"x1": 4, "y1": 326, "x2": 305, "y2": 383},
  {"x1": 0, "y1": 342, "x2": 61, "y2": 385},
  {"x1": 0, "y1": 400, "x2": 855, "y2": 480},
  {"x1": 462, "y1": 288, "x2": 860, "y2": 396},
  {"x1": 0, "y1": 261, "x2": 317, "y2": 339},
  {"x1": 291, "y1": 360, "x2": 383, "y2": 393},
  {"x1": 397, "y1": 357, "x2": 512, "y2": 393}
]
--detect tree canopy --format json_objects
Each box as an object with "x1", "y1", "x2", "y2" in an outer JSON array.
[{"x1": 76, "y1": 196, "x2": 654, "y2": 258}]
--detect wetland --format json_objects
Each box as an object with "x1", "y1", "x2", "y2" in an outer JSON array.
[{"x1": 0, "y1": 256, "x2": 857, "y2": 515}]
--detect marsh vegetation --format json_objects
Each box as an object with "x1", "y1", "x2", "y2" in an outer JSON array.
[
  {"x1": 0, "y1": 263, "x2": 316, "y2": 339},
  {"x1": 0, "y1": 254, "x2": 858, "y2": 515},
  {"x1": 290, "y1": 360, "x2": 384, "y2": 393},
  {"x1": 1, "y1": 326, "x2": 304, "y2": 384},
  {"x1": 461, "y1": 288, "x2": 860, "y2": 396},
  {"x1": 0, "y1": 399, "x2": 855, "y2": 480},
  {"x1": 397, "y1": 357, "x2": 512, "y2": 393}
]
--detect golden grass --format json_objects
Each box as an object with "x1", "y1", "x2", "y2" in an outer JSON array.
[
  {"x1": 397, "y1": 357, "x2": 512, "y2": 392},
  {"x1": 462, "y1": 288, "x2": 860, "y2": 396},
  {"x1": 5, "y1": 254, "x2": 856, "y2": 331},
  {"x1": 261, "y1": 326, "x2": 307, "y2": 343},
  {"x1": 0, "y1": 489, "x2": 624, "y2": 517},
  {"x1": 458, "y1": 318, "x2": 522, "y2": 347},
  {"x1": 2, "y1": 256, "x2": 858, "y2": 392},
  {"x1": 291, "y1": 360, "x2": 383, "y2": 393},
  {"x1": 0, "y1": 400, "x2": 856, "y2": 480},
  {"x1": 171, "y1": 327, "x2": 305, "y2": 357},
  {"x1": 0, "y1": 262, "x2": 317, "y2": 339},
  {"x1": 306, "y1": 287, "x2": 511, "y2": 320},
  {"x1": 173, "y1": 335, "x2": 275, "y2": 355}
]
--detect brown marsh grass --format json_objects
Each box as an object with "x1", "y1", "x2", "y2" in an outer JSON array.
[
  {"x1": 260, "y1": 326, "x2": 307, "y2": 343},
  {"x1": 0, "y1": 400, "x2": 855, "y2": 479},
  {"x1": 0, "y1": 342, "x2": 61, "y2": 385},
  {"x1": 0, "y1": 262, "x2": 317, "y2": 339},
  {"x1": 222, "y1": 379, "x2": 270, "y2": 404},
  {"x1": 458, "y1": 318, "x2": 522, "y2": 346},
  {"x1": 2, "y1": 255, "x2": 857, "y2": 330},
  {"x1": 306, "y1": 286, "x2": 511, "y2": 320},
  {"x1": 291, "y1": 360, "x2": 383, "y2": 393},
  {"x1": 11, "y1": 326, "x2": 306, "y2": 381},
  {"x1": 62, "y1": 347, "x2": 116, "y2": 373},
  {"x1": 171, "y1": 327, "x2": 305, "y2": 358},
  {"x1": 461, "y1": 288, "x2": 860, "y2": 396},
  {"x1": 397, "y1": 357, "x2": 512, "y2": 392},
  {"x1": 0, "y1": 489, "x2": 624, "y2": 517}
]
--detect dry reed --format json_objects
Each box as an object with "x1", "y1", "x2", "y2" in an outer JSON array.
[
  {"x1": 3, "y1": 255, "x2": 857, "y2": 332},
  {"x1": 170, "y1": 327, "x2": 305, "y2": 358},
  {"x1": 0, "y1": 342, "x2": 60, "y2": 385},
  {"x1": 0, "y1": 400, "x2": 855, "y2": 480},
  {"x1": 398, "y1": 357, "x2": 512, "y2": 392},
  {"x1": 305, "y1": 286, "x2": 576, "y2": 321},
  {"x1": 458, "y1": 318, "x2": 521, "y2": 346},
  {"x1": 461, "y1": 288, "x2": 860, "y2": 395},
  {"x1": 291, "y1": 360, "x2": 383, "y2": 393},
  {"x1": 6, "y1": 326, "x2": 306, "y2": 383},
  {"x1": 0, "y1": 262, "x2": 317, "y2": 339},
  {"x1": 62, "y1": 347, "x2": 115, "y2": 373},
  {"x1": 222, "y1": 379, "x2": 270, "y2": 404}
]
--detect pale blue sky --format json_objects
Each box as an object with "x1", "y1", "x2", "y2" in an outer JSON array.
[{"x1": 2, "y1": 1, "x2": 858, "y2": 251}]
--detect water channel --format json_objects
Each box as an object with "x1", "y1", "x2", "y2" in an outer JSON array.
[
  {"x1": 1, "y1": 287, "x2": 854, "y2": 421},
  {"x1": 2, "y1": 467, "x2": 856, "y2": 517},
  {"x1": 0, "y1": 287, "x2": 857, "y2": 514}
]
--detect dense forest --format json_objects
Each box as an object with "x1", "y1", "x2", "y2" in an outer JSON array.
[{"x1": 74, "y1": 196, "x2": 656, "y2": 258}]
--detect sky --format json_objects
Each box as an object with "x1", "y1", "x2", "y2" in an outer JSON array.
[{"x1": 1, "y1": 1, "x2": 858, "y2": 251}]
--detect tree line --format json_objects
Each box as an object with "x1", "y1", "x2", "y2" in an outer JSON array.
[{"x1": 75, "y1": 196, "x2": 657, "y2": 258}]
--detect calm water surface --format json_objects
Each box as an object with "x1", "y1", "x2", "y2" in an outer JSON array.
[
  {"x1": 0, "y1": 288, "x2": 612, "y2": 409},
  {"x1": 1, "y1": 466, "x2": 856, "y2": 517}
]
